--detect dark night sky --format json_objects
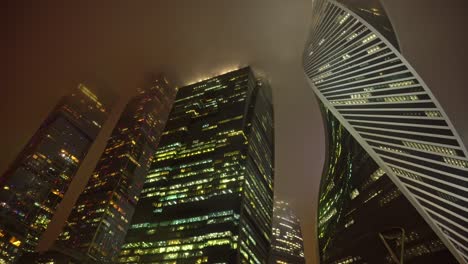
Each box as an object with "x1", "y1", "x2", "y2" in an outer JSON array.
[{"x1": 2, "y1": 1, "x2": 467, "y2": 263}]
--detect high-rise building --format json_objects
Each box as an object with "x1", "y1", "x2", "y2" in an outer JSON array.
[
  {"x1": 304, "y1": 1, "x2": 468, "y2": 263},
  {"x1": 118, "y1": 67, "x2": 275, "y2": 263},
  {"x1": 318, "y1": 106, "x2": 457, "y2": 263},
  {"x1": 58, "y1": 76, "x2": 176, "y2": 263},
  {"x1": 269, "y1": 200, "x2": 305, "y2": 264},
  {"x1": 0, "y1": 84, "x2": 110, "y2": 263}
]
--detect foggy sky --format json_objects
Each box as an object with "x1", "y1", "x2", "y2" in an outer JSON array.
[{"x1": 2, "y1": 1, "x2": 468, "y2": 263}]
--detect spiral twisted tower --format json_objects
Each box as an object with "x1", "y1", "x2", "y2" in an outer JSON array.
[{"x1": 304, "y1": 1, "x2": 468, "y2": 263}]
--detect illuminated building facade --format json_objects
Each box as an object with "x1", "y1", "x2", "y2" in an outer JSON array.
[
  {"x1": 58, "y1": 76, "x2": 176, "y2": 263},
  {"x1": 0, "y1": 84, "x2": 110, "y2": 263},
  {"x1": 318, "y1": 107, "x2": 457, "y2": 263},
  {"x1": 304, "y1": 0, "x2": 468, "y2": 263},
  {"x1": 118, "y1": 67, "x2": 275, "y2": 263},
  {"x1": 269, "y1": 200, "x2": 305, "y2": 264}
]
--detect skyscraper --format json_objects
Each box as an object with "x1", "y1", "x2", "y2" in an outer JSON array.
[
  {"x1": 304, "y1": 0, "x2": 468, "y2": 263},
  {"x1": 318, "y1": 106, "x2": 457, "y2": 263},
  {"x1": 0, "y1": 84, "x2": 110, "y2": 263},
  {"x1": 58, "y1": 76, "x2": 176, "y2": 263},
  {"x1": 269, "y1": 200, "x2": 305, "y2": 264},
  {"x1": 118, "y1": 67, "x2": 274, "y2": 263}
]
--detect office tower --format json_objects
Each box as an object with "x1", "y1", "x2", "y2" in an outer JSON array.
[
  {"x1": 318, "y1": 106, "x2": 457, "y2": 263},
  {"x1": 304, "y1": 1, "x2": 468, "y2": 262},
  {"x1": 269, "y1": 200, "x2": 305, "y2": 264},
  {"x1": 118, "y1": 67, "x2": 275, "y2": 263},
  {"x1": 59, "y1": 76, "x2": 176, "y2": 263},
  {"x1": 0, "y1": 84, "x2": 110, "y2": 263}
]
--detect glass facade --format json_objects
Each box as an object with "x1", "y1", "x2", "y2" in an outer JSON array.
[
  {"x1": 0, "y1": 84, "x2": 110, "y2": 263},
  {"x1": 58, "y1": 76, "x2": 176, "y2": 263},
  {"x1": 269, "y1": 200, "x2": 305, "y2": 264},
  {"x1": 318, "y1": 106, "x2": 457, "y2": 264},
  {"x1": 303, "y1": 0, "x2": 468, "y2": 262},
  {"x1": 118, "y1": 67, "x2": 275, "y2": 263}
]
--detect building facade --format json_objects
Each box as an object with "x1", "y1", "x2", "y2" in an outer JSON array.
[
  {"x1": 0, "y1": 84, "x2": 110, "y2": 263},
  {"x1": 318, "y1": 106, "x2": 458, "y2": 263},
  {"x1": 58, "y1": 77, "x2": 176, "y2": 263},
  {"x1": 269, "y1": 200, "x2": 305, "y2": 264},
  {"x1": 118, "y1": 67, "x2": 275, "y2": 263},
  {"x1": 304, "y1": 1, "x2": 468, "y2": 263}
]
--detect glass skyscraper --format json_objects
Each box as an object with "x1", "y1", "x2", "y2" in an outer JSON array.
[
  {"x1": 304, "y1": 1, "x2": 468, "y2": 262},
  {"x1": 269, "y1": 200, "x2": 305, "y2": 264},
  {"x1": 0, "y1": 84, "x2": 110, "y2": 263},
  {"x1": 57, "y1": 76, "x2": 176, "y2": 263},
  {"x1": 318, "y1": 106, "x2": 457, "y2": 263},
  {"x1": 118, "y1": 67, "x2": 275, "y2": 263}
]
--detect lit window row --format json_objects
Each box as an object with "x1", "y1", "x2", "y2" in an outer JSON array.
[
  {"x1": 362, "y1": 34, "x2": 377, "y2": 44},
  {"x1": 402, "y1": 141, "x2": 457, "y2": 156},
  {"x1": 121, "y1": 231, "x2": 235, "y2": 249},
  {"x1": 442, "y1": 156, "x2": 468, "y2": 168}
]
